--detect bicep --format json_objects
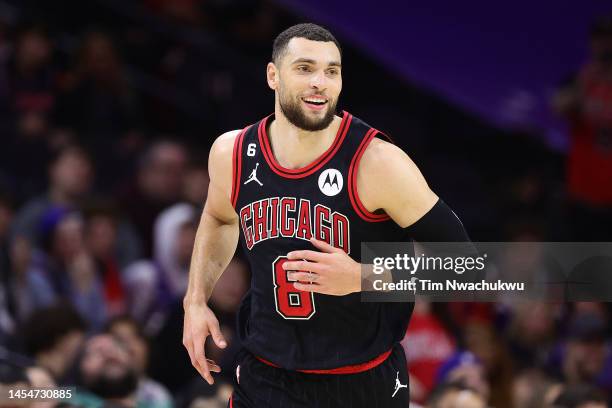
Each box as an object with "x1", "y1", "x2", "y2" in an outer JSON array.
[
  {"x1": 204, "y1": 131, "x2": 241, "y2": 225},
  {"x1": 358, "y1": 141, "x2": 438, "y2": 228}
]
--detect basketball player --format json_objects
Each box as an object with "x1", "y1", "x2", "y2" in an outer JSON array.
[{"x1": 183, "y1": 23, "x2": 471, "y2": 407}]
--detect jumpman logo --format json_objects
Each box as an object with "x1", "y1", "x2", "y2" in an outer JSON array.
[
  {"x1": 392, "y1": 371, "x2": 407, "y2": 397},
  {"x1": 244, "y1": 163, "x2": 263, "y2": 186}
]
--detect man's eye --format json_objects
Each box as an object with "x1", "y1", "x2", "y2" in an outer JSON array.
[
  {"x1": 297, "y1": 65, "x2": 310, "y2": 72},
  {"x1": 327, "y1": 69, "x2": 339, "y2": 76}
]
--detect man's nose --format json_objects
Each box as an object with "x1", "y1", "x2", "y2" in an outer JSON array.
[{"x1": 309, "y1": 70, "x2": 326, "y2": 89}]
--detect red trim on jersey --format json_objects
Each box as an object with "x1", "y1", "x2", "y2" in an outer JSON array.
[
  {"x1": 348, "y1": 129, "x2": 392, "y2": 222},
  {"x1": 258, "y1": 111, "x2": 352, "y2": 179},
  {"x1": 254, "y1": 348, "x2": 392, "y2": 374},
  {"x1": 231, "y1": 127, "x2": 248, "y2": 208},
  {"x1": 229, "y1": 395, "x2": 234, "y2": 408}
]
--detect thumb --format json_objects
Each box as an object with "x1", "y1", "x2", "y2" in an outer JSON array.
[
  {"x1": 208, "y1": 319, "x2": 227, "y2": 349},
  {"x1": 310, "y1": 237, "x2": 340, "y2": 253}
]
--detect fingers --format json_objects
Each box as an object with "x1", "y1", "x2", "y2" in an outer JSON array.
[
  {"x1": 293, "y1": 281, "x2": 325, "y2": 293},
  {"x1": 283, "y1": 260, "x2": 325, "y2": 274},
  {"x1": 182, "y1": 318, "x2": 199, "y2": 377},
  {"x1": 287, "y1": 271, "x2": 320, "y2": 282},
  {"x1": 206, "y1": 358, "x2": 222, "y2": 373},
  {"x1": 208, "y1": 318, "x2": 227, "y2": 349},
  {"x1": 183, "y1": 306, "x2": 226, "y2": 385},
  {"x1": 286, "y1": 249, "x2": 326, "y2": 262},
  {"x1": 309, "y1": 237, "x2": 342, "y2": 253},
  {"x1": 193, "y1": 333, "x2": 214, "y2": 385}
]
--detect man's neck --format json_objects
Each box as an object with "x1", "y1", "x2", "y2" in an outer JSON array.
[{"x1": 268, "y1": 110, "x2": 341, "y2": 170}]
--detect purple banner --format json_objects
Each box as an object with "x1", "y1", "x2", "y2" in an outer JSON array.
[{"x1": 276, "y1": 0, "x2": 612, "y2": 149}]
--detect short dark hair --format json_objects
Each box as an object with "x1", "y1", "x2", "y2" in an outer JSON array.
[
  {"x1": 105, "y1": 315, "x2": 147, "y2": 341},
  {"x1": 272, "y1": 23, "x2": 341, "y2": 64},
  {"x1": 21, "y1": 301, "x2": 87, "y2": 356}
]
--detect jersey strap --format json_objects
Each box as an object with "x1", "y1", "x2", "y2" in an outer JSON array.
[
  {"x1": 347, "y1": 128, "x2": 392, "y2": 222},
  {"x1": 230, "y1": 126, "x2": 251, "y2": 208}
]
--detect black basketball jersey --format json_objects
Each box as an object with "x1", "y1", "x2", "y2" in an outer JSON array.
[{"x1": 231, "y1": 110, "x2": 414, "y2": 371}]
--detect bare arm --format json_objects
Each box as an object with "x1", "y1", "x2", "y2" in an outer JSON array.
[
  {"x1": 183, "y1": 129, "x2": 240, "y2": 385},
  {"x1": 357, "y1": 137, "x2": 439, "y2": 228},
  {"x1": 184, "y1": 130, "x2": 241, "y2": 303}
]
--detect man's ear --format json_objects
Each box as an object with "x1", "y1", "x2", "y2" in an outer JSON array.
[{"x1": 267, "y1": 62, "x2": 278, "y2": 90}]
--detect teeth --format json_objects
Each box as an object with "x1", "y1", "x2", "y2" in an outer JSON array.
[{"x1": 303, "y1": 97, "x2": 326, "y2": 103}]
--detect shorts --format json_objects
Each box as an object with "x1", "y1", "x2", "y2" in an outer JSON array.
[{"x1": 228, "y1": 343, "x2": 410, "y2": 408}]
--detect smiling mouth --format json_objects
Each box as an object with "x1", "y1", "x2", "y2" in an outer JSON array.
[{"x1": 301, "y1": 96, "x2": 328, "y2": 107}]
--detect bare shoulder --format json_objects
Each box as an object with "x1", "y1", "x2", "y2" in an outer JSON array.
[
  {"x1": 359, "y1": 137, "x2": 421, "y2": 181},
  {"x1": 204, "y1": 129, "x2": 243, "y2": 222},
  {"x1": 208, "y1": 129, "x2": 242, "y2": 178},
  {"x1": 357, "y1": 137, "x2": 438, "y2": 227},
  {"x1": 209, "y1": 129, "x2": 242, "y2": 162}
]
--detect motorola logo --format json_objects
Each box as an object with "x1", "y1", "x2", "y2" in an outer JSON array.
[{"x1": 318, "y1": 168, "x2": 343, "y2": 196}]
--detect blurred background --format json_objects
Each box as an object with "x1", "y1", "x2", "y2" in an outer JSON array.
[{"x1": 0, "y1": 0, "x2": 611, "y2": 407}]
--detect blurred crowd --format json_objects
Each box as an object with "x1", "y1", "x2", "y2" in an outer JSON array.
[{"x1": 0, "y1": 1, "x2": 611, "y2": 407}]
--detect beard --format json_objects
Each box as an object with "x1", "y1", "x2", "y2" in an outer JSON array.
[
  {"x1": 82, "y1": 367, "x2": 139, "y2": 400},
  {"x1": 278, "y1": 85, "x2": 337, "y2": 132}
]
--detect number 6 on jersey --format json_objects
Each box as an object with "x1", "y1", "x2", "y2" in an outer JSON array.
[{"x1": 272, "y1": 256, "x2": 316, "y2": 319}]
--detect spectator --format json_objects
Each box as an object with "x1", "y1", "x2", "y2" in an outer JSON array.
[
  {"x1": 436, "y1": 351, "x2": 490, "y2": 402},
  {"x1": 553, "y1": 16, "x2": 612, "y2": 241},
  {"x1": 402, "y1": 300, "x2": 457, "y2": 403},
  {"x1": 11, "y1": 145, "x2": 93, "y2": 247},
  {"x1": 118, "y1": 140, "x2": 188, "y2": 257},
  {"x1": 123, "y1": 203, "x2": 196, "y2": 330},
  {"x1": 20, "y1": 302, "x2": 87, "y2": 384},
  {"x1": 36, "y1": 210, "x2": 107, "y2": 329},
  {"x1": 462, "y1": 321, "x2": 514, "y2": 408},
  {"x1": 513, "y1": 368, "x2": 557, "y2": 408},
  {"x1": 182, "y1": 158, "x2": 209, "y2": 208},
  {"x1": 83, "y1": 201, "x2": 127, "y2": 317},
  {"x1": 106, "y1": 316, "x2": 174, "y2": 408},
  {"x1": 553, "y1": 313, "x2": 612, "y2": 394},
  {"x1": 1, "y1": 235, "x2": 55, "y2": 337},
  {"x1": 54, "y1": 30, "x2": 146, "y2": 183},
  {"x1": 7, "y1": 25, "x2": 56, "y2": 117},
  {"x1": 505, "y1": 302, "x2": 559, "y2": 371},
  {"x1": 426, "y1": 381, "x2": 486, "y2": 408},
  {"x1": 74, "y1": 334, "x2": 141, "y2": 408}
]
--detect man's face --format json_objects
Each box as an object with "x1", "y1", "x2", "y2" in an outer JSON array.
[
  {"x1": 108, "y1": 322, "x2": 148, "y2": 375},
  {"x1": 80, "y1": 335, "x2": 138, "y2": 399},
  {"x1": 567, "y1": 339, "x2": 607, "y2": 381},
  {"x1": 269, "y1": 37, "x2": 342, "y2": 131},
  {"x1": 50, "y1": 152, "x2": 93, "y2": 198}
]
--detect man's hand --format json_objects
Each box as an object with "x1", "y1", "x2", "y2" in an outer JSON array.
[
  {"x1": 283, "y1": 238, "x2": 360, "y2": 295},
  {"x1": 182, "y1": 300, "x2": 226, "y2": 384}
]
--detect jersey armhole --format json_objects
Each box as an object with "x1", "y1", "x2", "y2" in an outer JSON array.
[
  {"x1": 348, "y1": 129, "x2": 392, "y2": 223},
  {"x1": 230, "y1": 127, "x2": 248, "y2": 209}
]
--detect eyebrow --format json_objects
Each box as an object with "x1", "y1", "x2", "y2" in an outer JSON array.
[{"x1": 291, "y1": 58, "x2": 342, "y2": 68}]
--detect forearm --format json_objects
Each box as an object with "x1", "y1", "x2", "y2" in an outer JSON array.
[{"x1": 184, "y1": 209, "x2": 239, "y2": 305}]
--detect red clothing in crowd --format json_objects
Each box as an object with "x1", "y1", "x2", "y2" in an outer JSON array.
[{"x1": 568, "y1": 65, "x2": 612, "y2": 206}]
